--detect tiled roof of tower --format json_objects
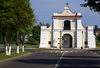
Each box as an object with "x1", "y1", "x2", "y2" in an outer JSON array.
[{"x1": 52, "y1": 15, "x2": 82, "y2": 18}]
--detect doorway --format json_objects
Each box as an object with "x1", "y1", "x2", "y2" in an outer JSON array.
[{"x1": 62, "y1": 34, "x2": 72, "y2": 48}]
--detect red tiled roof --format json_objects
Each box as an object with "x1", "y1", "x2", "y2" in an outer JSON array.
[
  {"x1": 52, "y1": 16, "x2": 82, "y2": 18},
  {"x1": 96, "y1": 31, "x2": 100, "y2": 33}
]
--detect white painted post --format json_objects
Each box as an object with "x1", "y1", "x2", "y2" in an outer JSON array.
[
  {"x1": 8, "y1": 46, "x2": 12, "y2": 55},
  {"x1": 17, "y1": 46, "x2": 19, "y2": 54},
  {"x1": 5, "y1": 46, "x2": 9, "y2": 55},
  {"x1": 22, "y1": 45, "x2": 24, "y2": 52}
]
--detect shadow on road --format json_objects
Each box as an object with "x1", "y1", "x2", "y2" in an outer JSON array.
[
  {"x1": 58, "y1": 66, "x2": 100, "y2": 68},
  {"x1": 13, "y1": 59, "x2": 58, "y2": 64},
  {"x1": 63, "y1": 55, "x2": 100, "y2": 58}
]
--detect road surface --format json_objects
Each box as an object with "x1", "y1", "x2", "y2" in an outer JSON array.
[{"x1": 0, "y1": 49, "x2": 100, "y2": 68}]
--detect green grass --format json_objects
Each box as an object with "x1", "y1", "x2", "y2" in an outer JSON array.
[
  {"x1": 25, "y1": 45, "x2": 39, "y2": 48},
  {"x1": 96, "y1": 41, "x2": 100, "y2": 49},
  {"x1": 0, "y1": 45, "x2": 39, "y2": 49},
  {"x1": 0, "y1": 51, "x2": 29, "y2": 61},
  {"x1": 96, "y1": 42, "x2": 100, "y2": 46},
  {"x1": 97, "y1": 51, "x2": 100, "y2": 53},
  {"x1": 0, "y1": 50, "x2": 5, "y2": 53},
  {"x1": 0, "y1": 46, "x2": 4, "y2": 48}
]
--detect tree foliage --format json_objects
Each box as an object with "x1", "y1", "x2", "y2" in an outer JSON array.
[
  {"x1": 0, "y1": 0, "x2": 35, "y2": 54},
  {"x1": 96, "y1": 34, "x2": 100, "y2": 42},
  {"x1": 81, "y1": 0, "x2": 100, "y2": 13},
  {"x1": 46, "y1": 23, "x2": 50, "y2": 28},
  {"x1": 0, "y1": 0, "x2": 16, "y2": 46},
  {"x1": 94, "y1": 25, "x2": 99, "y2": 31},
  {"x1": 26, "y1": 23, "x2": 50, "y2": 45}
]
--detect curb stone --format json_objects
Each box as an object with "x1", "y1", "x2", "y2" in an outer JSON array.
[{"x1": 36, "y1": 51, "x2": 91, "y2": 53}]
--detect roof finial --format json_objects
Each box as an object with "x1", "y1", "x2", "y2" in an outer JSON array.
[
  {"x1": 66, "y1": 3, "x2": 69, "y2": 6},
  {"x1": 64, "y1": 2, "x2": 70, "y2": 10}
]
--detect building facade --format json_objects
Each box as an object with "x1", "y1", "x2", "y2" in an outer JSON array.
[{"x1": 39, "y1": 5, "x2": 96, "y2": 49}]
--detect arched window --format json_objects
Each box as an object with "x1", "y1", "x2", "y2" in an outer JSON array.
[{"x1": 64, "y1": 20, "x2": 70, "y2": 30}]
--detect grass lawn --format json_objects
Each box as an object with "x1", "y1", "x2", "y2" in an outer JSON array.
[
  {"x1": 0, "y1": 45, "x2": 39, "y2": 49},
  {"x1": 0, "y1": 51, "x2": 29, "y2": 61},
  {"x1": 96, "y1": 41, "x2": 100, "y2": 48},
  {"x1": 95, "y1": 46, "x2": 100, "y2": 49}
]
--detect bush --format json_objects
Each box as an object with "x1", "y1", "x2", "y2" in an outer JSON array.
[
  {"x1": 25, "y1": 37, "x2": 39, "y2": 45},
  {"x1": 96, "y1": 34, "x2": 100, "y2": 42},
  {"x1": 96, "y1": 42, "x2": 100, "y2": 46},
  {"x1": 0, "y1": 50, "x2": 5, "y2": 53}
]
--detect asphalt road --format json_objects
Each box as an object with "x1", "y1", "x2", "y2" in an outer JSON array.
[{"x1": 0, "y1": 49, "x2": 100, "y2": 68}]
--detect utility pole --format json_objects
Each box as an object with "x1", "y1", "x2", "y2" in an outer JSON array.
[
  {"x1": 59, "y1": 31, "x2": 62, "y2": 49},
  {"x1": 82, "y1": 31, "x2": 84, "y2": 49},
  {"x1": 51, "y1": 18, "x2": 54, "y2": 47}
]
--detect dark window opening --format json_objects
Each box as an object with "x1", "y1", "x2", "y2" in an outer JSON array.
[
  {"x1": 48, "y1": 41, "x2": 51, "y2": 44},
  {"x1": 64, "y1": 20, "x2": 70, "y2": 30}
]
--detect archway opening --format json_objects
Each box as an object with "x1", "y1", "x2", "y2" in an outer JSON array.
[
  {"x1": 64, "y1": 20, "x2": 70, "y2": 30},
  {"x1": 62, "y1": 34, "x2": 72, "y2": 48}
]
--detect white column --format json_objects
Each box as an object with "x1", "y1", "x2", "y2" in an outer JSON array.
[
  {"x1": 76, "y1": 19, "x2": 83, "y2": 48},
  {"x1": 87, "y1": 26, "x2": 96, "y2": 48}
]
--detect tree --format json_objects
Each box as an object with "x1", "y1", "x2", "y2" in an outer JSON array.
[
  {"x1": 27, "y1": 23, "x2": 50, "y2": 46},
  {"x1": 26, "y1": 23, "x2": 43, "y2": 46},
  {"x1": 96, "y1": 34, "x2": 100, "y2": 42},
  {"x1": 0, "y1": 0, "x2": 17, "y2": 55},
  {"x1": 81, "y1": 0, "x2": 100, "y2": 13},
  {"x1": 0, "y1": 0, "x2": 35, "y2": 55},
  {"x1": 33, "y1": 25, "x2": 41, "y2": 43},
  {"x1": 46, "y1": 23, "x2": 50, "y2": 28},
  {"x1": 94, "y1": 25, "x2": 99, "y2": 31},
  {"x1": 13, "y1": 0, "x2": 35, "y2": 53},
  {"x1": 40, "y1": 22, "x2": 45, "y2": 26}
]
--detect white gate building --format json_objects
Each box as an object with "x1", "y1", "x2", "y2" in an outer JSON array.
[{"x1": 39, "y1": 4, "x2": 96, "y2": 49}]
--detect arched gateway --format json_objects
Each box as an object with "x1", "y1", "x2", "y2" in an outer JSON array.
[
  {"x1": 40, "y1": 4, "x2": 96, "y2": 49},
  {"x1": 62, "y1": 34, "x2": 72, "y2": 48}
]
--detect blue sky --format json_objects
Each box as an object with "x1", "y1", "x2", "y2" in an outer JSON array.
[{"x1": 30, "y1": 0, "x2": 100, "y2": 27}]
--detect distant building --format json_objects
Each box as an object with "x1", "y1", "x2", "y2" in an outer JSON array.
[
  {"x1": 39, "y1": 4, "x2": 96, "y2": 49},
  {"x1": 25, "y1": 35, "x2": 28, "y2": 41},
  {"x1": 96, "y1": 31, "x2": 100, "y2": 35}
]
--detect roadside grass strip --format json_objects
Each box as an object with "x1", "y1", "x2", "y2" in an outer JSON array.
[{"x1": 0, "y1": 51, "x2": 29, "y2": 61}]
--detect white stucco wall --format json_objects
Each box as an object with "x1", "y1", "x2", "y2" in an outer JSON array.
[
  {"x1": 39, "y1": 26, "x2": 48, "y2": 48},
  {"x1": 87, "y1": 26, "x2": 96, "y2": 48},
  {"x1": 54, "y1": 18, "x2": 76, "y2": 30},
  {"x1": 53, "y1": 19, "x2": 58, "y2": 29},
  {"x1": 53, "y1": 31, "x2": 58, "y2": 47},
  {"x1": 76, "y1": 19, "x2": 86, "y2": 48}
]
